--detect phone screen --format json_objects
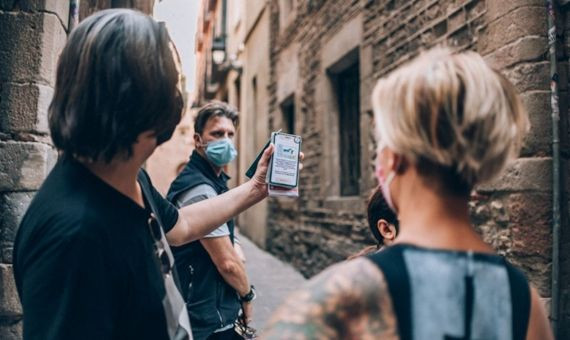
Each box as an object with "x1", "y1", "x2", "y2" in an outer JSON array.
[{"x1": 269, "y1": 132, "x2": 301, "y2": 188}]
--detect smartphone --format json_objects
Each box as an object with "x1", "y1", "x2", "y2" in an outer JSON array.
[
  {"x1": 245, "y1": 130, "x2": 282, "y2": 179},
  {"x1": 268, "y1": 132, "x2": 302, "y2": 188}
]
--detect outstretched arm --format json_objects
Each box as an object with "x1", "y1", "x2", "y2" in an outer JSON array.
[
  {"x1": 263, "y1": 258, "x2": 398, "y2": 339},
  {"x1": 166, "y1": 145, "x2": 274, "y2": 246}
]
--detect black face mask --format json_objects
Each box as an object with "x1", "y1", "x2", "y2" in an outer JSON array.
[{"x1": 156, "y1": 124, "x2": 177, "y2": 145}]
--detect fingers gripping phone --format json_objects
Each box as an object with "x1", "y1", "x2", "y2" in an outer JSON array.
[
  {"x1": 245, "y1": 129, "x2": 281, "y2": 179},
  {"x1": 245, "y1": 140, "x2": 271, "y2": 179},
  {"x1": 268, "y1": 132, "x2": 302, "y2": 188}
]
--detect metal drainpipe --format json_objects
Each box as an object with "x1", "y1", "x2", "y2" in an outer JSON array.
[
  {"x1": 546, "y1": 1, "x2": 561, "y2": 337},
  {"x1": 69, "y1": 0, "x2": 80, "y2": 32}
]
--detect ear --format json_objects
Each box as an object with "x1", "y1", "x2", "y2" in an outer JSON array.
[
  {"x1": 378, "y1": 219, "x2": 396, "y2": 242},
  {"x1": 193, "y1": 133, "x2": 202, "y2": 148},
  {"x1": 379, "y1": 147, "x2": 404, "y2": 174}
]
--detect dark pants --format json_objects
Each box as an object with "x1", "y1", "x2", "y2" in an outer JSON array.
[{"x1": 206, "y1": 327, "x2": 241, "y2": 340}]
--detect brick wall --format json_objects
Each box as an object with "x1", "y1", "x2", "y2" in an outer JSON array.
[{"x1": 266, "y1": 0, "x2": 569, "y2": 335}]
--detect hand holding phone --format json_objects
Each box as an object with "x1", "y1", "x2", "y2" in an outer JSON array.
[
  {"x1": 268, "y1": 132, "x2": 302, "y2": 188},
  {"x1": 245, "y1": 140, "x2": 271, "y2": 179}
]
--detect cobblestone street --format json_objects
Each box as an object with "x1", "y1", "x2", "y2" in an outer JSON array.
[{"x1": 239, "y1": 234, "x2": 307, "y2": 332}]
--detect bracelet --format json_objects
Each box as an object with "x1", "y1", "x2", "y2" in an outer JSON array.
[{"x1": 240, "y1": 285, "x2": 256, "y2": 302}]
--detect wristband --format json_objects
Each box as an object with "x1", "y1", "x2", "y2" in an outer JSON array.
[{"x1": 240, "y1": 285, "x2": 256, "y2": 302}]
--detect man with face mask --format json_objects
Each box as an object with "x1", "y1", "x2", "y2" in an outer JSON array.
[{"x1": 167, "y1": 101, "x2": 254, "y2": 340}]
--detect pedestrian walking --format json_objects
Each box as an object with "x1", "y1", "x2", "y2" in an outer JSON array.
[
  {"x1": 264, "y1": 47, "x2": 553, "y2": 340},
  {"x1": 13, "y1": 9, "x2": 276, "y2": 340},
  {"x1": 167, "y1": 101, "x2": 257, "y2": 339}
]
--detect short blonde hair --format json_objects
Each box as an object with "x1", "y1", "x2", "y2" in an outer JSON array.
[{"x1": 372, "y1": 47, "x2": 529, "y2": 191}]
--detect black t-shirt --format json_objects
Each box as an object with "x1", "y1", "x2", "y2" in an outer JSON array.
[{"x1": 13, "y1": 156, "x2": 179, "y2": 340}]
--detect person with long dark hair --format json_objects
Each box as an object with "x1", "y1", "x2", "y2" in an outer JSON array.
[{"x1": 13, "y1": 9, "x2": 281, "y2": 340}]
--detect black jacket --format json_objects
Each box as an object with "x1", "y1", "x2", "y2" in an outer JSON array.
[{"x1": 167, "y1": 151, "x2": 240, "y2": 340}]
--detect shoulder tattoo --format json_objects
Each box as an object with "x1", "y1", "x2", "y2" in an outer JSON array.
[{"x1": 262, "y1": 258, "x2": 399, "y2": 339}]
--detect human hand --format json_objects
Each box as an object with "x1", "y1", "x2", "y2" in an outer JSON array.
[
  {"x1": 251, "y1": 145, "x2": 305, "y2": 196},
  {"x1": 250, "y1": 144, "x2": 274, "y2": 196},
  {"x1": 241, "y1": 300, "x2": 253, "y2": 325}
]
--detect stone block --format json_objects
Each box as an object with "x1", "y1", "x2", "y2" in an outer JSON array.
[
  {"x1": 519, "y1": 91, "x2": 552, "y2": 157},
  {"x1": 39, "y1": 13, "x2": 67, "y2": 87},
  {"x1": 0, "y1": 82, "x2": 52, "y2": 134},
  {"x1": 483, "y1": 36, "x2": 547, "y2": 70},
  {"x1": 479, "y1": 6, "x2": 546, "y2": 55},
  {"x1": 40, "y1": 1, "x2": 70, "y2": 29},
  {"x1": 0, "y1": 1, "x2": 69, "y2": 28},
  {"x1": 0, "y1": 11, "x2": 44, "y2": 83},
  {"x1": 506, "y1": 193, "x2": 552, "y2": 256},
  {"x1": 503, "y1": 62, "x2": 551, "y2": 94},
  {"x1": 0, "y1": 141, "x2": 56, "y2": 192},
  {"x1": 477, "y1": 157, "x2": 551, "y2": 193},
  {"x1": 0, "y1": 319, "x2": 22, "y2": 340},
  {"x1": 0, "y1": 192, "x2": 34, "y2": 249},
  {"x1": 0, "y1": 264, "x2": 22, "y2": 317},
  {"x1": 485, "y1": 0, "x2": 544, "y2": 23},
  {"x1": 321, "y1": 14, "x2": 362, "y2": 70},
  {"x1": 0, "y1": 11, "x2": 66, "y2": 86}
]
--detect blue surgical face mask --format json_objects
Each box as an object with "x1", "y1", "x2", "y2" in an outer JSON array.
[{"x1": 204, "y1": 138, "x2": 237, "y2": 166}]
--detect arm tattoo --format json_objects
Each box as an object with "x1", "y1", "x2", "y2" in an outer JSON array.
[{"x1": 262, "y1": 258, "x2": 398, "y2": 339}]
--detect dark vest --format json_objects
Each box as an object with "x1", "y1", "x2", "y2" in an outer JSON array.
[{"x1": 167, "y1": 151, "x2": 239, "y2": 340}]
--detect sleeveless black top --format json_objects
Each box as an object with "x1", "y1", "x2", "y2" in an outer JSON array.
[{"x1": 367, "y1": 244, "x2": 530, "y2": 340}]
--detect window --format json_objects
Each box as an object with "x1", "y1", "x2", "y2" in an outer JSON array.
[
  {"x1": 280, "y1": 95, "x2": 295, "y2": 134},
  {"x1": 234, "y1": 77, "x2": 241, "y2": 111},
  {"x1": 330, "y1": 61, "x2": 361, "y2": 196}
]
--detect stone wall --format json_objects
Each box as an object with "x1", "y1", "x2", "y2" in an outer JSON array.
[
  {"x1": 0, "y1": 1, "x2": 67, "y2": 338},
  {"x1": 558, "y1": 1, "x2": 570, "y2": 337},
  {"x1": 266, "y1": 0, "x2": 569, "y2": 336}
]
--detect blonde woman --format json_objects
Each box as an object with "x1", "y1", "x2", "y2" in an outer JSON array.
[{"x1": 264, "y1": 48, "x2": 552, "y2": 340}]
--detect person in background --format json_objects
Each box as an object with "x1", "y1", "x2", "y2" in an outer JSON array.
[
  {"x1": 13, "y1": 9, "x2": 278, "y2": 340},
  {"x1": 263, "y1": 47, "x2": 552, "y2": 340},
  {"x1": 347, "y1": 188, "x2": 399, "y2": 260},
  {"x1": 167, "y1": 101, "x2": 256, "y2": 340}
]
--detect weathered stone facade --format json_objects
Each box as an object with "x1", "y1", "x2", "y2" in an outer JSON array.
[
  {"x1": 0, "y1": 1, "x2": 153, "y2": 338},
  {"x1": 264, "y1": 0, "x2": 570, "y2": 336}
]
